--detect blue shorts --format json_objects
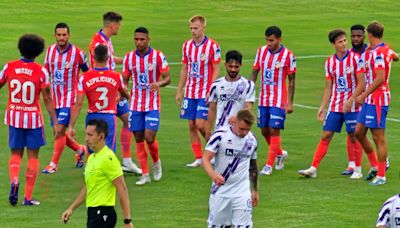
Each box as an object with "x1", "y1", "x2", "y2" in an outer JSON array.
[
  {"x1": 257, "y1": 106, "x2": 286, "y2": 129},
  {"x1": 323, "y1": 112, "x2": 358, "y2": 133},
  {"x1": 86, "y1": 113, "x2": 117, "y2": 153},
  {"x1": 180, "y1": 98, "x2": 208, "y2": 120},
  {"x1": 357, "y1": 103, "x2": 388, "y2": 129},
  {"x1": 9, "y1": 126, "x2": 46, "y2": 150},
  {"x1": 129, "y1": 110, "x2": 160, "y2": 131},
  {"x1": 116, "y1": 98, "x2": 130, "y2": 117},
  {"x1": 50, "y1": 107, "x2": 71, "y2": 127}
]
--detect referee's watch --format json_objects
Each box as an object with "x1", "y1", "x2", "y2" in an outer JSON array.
[{"x1": 124, "y1": 218, "x2": 132, "y2": 224}]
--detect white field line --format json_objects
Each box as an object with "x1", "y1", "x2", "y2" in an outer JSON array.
[{"x1": 164, "y1": 85, "x2": 400, "y2": 123}]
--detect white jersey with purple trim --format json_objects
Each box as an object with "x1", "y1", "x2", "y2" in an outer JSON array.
[
  {"x1": 377, "y1": 194, "x2": 400, "y2": 228},
  {"x1": 205, "y1": 127, "x2": 257, "y2": 197},
  {"x1": 208, "y1": 76, "x2": 255, "y2": 128}
]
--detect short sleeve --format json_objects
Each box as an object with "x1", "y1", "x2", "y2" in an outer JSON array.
[
  {"x1": 40, "y1": 67, "x2": 50, "y2": 89},
  {"x1": 354, "y1": 54, "x2": 365, "y2": 74},
  {"x1": 373, "y1": 51, "x2": 386, "y2": 70},
  {"x1": 208, "y1": 82, "x2": 218, "y2": 103},
  {"x1": 122, "y1": 53, "x2": 131, "y2": 78},
  {"x1": 79, "y1": 50, "x2": 89, "y2": 72},
  {"x1": 205, "y1": 130, "x2": 223, "y2": 153},
  {"x1": 245, "y1": 80, "x2": 256, "y2": 103},
  {"x1": 252, "y1": 48, "x2": 261, "y2": 70},
  {"x1": 211, "y1": 42, "x2": 221, "y2": 64},
  {"x1": 288, "y1": 52, "x2": 296, "y2": 74},
  {"x1": 157, "y1": 51, "x2": 170, "y2": 73},
  {"x1": 181, "y1": 42, "x2": 188, "y2": 64},
  {"x1": 102, "y1": 151, "x2": 123, "y2": 181},
  {"x1": 325, "y1": 58, "x2": 332, "y2": 80},
  {"x1": 77, "y1": 75, "x2": 85, "y2": 93},
  {"x1": 0, "y1": 64, "x2": 9, "y2": 84}
]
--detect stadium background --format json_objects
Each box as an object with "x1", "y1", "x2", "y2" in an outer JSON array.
[{"x1": 0, "y1": 0, "x2": 399, "y2": 227}]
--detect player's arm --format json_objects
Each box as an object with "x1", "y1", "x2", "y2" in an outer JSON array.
[
  {"x1": 286, "y1": 73, "x2": 296, "y2": 114},
  {"x1": 206, "y1": 102, "x2": 217, "y2": 141},
  {"x1": 61, "y1": 185, "x2": 87, "y2": 223},
  {"x1": 112, "y1": 176, "x2": 133, "y2": 228},
  {"x1": 41, "y1": 86, "x2": 61, "y2": 135},
  {"x1": 250, "y1": 69, "x2": 259, "y2": 82},
  {"x1": 211, "y1": 63, "x2": 220, "y2": 82},
  {"x1": 249, "y1": 158, "x2": 259, "y2": 207},
  {"x1": 317, "y1": 79, "x2": 333, "y2": 122},
  {"x1": 68, "y1": 93, "x2": 84, "y2": 137},
  {"x1": 150, "y1": 70, "x2": 171, "y2": 92},
  {"x1": 176, "y1": 63, "x2": 188, "y2": 105},
  {"x1": 114, "y1": 56, "x2": 123, "y2": 65},
  {"x1": 356, "y1": 69, "x2": 385, "y2": 104},
  {"x1": 203, "y1": 150, "x2": 225, "y2": 186}
]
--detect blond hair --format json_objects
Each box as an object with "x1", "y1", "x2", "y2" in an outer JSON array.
[
  {"x1": 236, "y1": 109, "x2": 256, "y2": 126},
  {"x1": 189, "y1": 15, "x2": 206, "y2": 26}
]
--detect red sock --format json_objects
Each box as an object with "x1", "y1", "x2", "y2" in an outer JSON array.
[
  {"x1": 51, "y1": 135, "x2": 67, "y2": 166},
  {"x1": 346, "y1": 135, "x2": 355, "y2": 164},
  {"x1": 311, "y1": 139, "x2": 330, "y2": 168},
  {"x1": 66, "y1": 132, "x2": 81, "y2": 152},
  {"x1": 121, "y1": 127, "x2": 132, "y2": 159},
  {"x1": 136, "y1": 142, "x2": 148, "y2": 174},
  {"x1": 192, "y1": 143, "x2": 202, "y2": 159},
  {"x1": 353, "y1": 140, "x2": 363, "y2": 167},
  {"x1": 264, "y1": 135, "x2": 282, "y2": 156},
  {"x1": 25, "y1": 158, "x2": 39, "y2": 200},
  {"x1": 377, "y1": 161, "x2": 386, "y2": 177},
  {"x1": 9, "y1": 153, "x2": 22, "y2": 183},
  {"x1": 366, "y1": 151, "x2": 378, "y2": 168},
  {"x1": 147, "y1": 140, "x2": 160, "y2": 163},
  {"x1": 266, "y1": 136, "x2": 281, "y2": 166}
]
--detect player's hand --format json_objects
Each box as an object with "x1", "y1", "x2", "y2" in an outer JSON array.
[
  {"x1": 150, "y1": 82, "x2": 160, "y2": 92},
  {"x1": 175, "y1": 92, "x2": 182, "y2": 106},
  {"x1": 124, "y1": 223, "x2": 134, "y2": 228},
  {"x1": 355, "y1": 94, "x2": 365, "y2": 106},
  {"x1": 205, "y1": 131, "x2": 212, "y2": 142},
  {"x1": 317, "y1": 108, "x2": 325, "y2": 122},
  {"x1": 212, "y1": 173, "x2": 225, "y2": 186},
  {"x1": 343, "y1": 99, "x2": 352, "y2": 113},
  {"x1": 53, "y1": 124, "x2": 64, "y2": 139},
  {"x1": 61, "y1": 208, "x2": 73, "y2": 224},
  {"x1": 68, "y1": 127, "x2": 77, "y2": 140},
  {"x1": 286, "y1": 103, "x2": 294, "y2": 114},
  {"x1": 251, "y1": 191, "x2": 259, "y2": 207}
]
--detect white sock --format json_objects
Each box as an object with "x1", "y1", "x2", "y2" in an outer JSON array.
[
  {"x1": 348, "y1": 161, "x2": 355, "y2": 169},
  {"x1": 123, "y1": 158, "x2": 132, "y2": 164}
]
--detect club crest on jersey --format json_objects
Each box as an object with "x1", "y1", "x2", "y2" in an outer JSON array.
[
  {"x1": 346, "y1": 67, "x2": 353, "y2": 74},
  {"x1": 64, "y1": 61, "x2": 71, "y2": 70},
  {"x1": 200, "y1": 53, "x2": 207, "y2": 61},
  {"x1": 237, "y1": 84, "x2": 245, "y2": 93},
  {"x1": 275, "y1": 61, "x2": 281, "y2": 69},
  {"x1": 148, "y1": 63, "x2": 154, "y2": 71}
]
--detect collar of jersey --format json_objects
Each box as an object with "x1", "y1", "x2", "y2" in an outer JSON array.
[
  {"x1": 20, "y1": 58, "x2": 34, "y2": 63},
  {"x1": 268, "y1": 45, "x2": 284, "y2": 54},
  {"x1": 98, "y1": 29, "x2": 110, "y2": 41},
  {"x1": 135, "y1": 47, "x2": 152, "y2": 57},
  {"x1": 56, "y1": 43, "x2": 72, "y2": 54},
  {"x1": 224, "y1": 75, "x2": 242, "y2": 82},
  {"x1": 93, "y1": 67, "x2": 109, "y2": 71},
  {"x1": 192, "y1": 36, "x2": 208, "y2": 47},
  {"x1": 335, "y1": 50, "x2": 349, "y2": 61},
  {"x1": 372, "y1": 42, "x2": 385, "y2": 50}
]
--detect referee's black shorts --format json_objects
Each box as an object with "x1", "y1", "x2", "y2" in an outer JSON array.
[{"x1": 87, "y1": 206, "x2": 117, "y2": 228}]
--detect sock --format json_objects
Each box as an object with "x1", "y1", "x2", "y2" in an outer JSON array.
[
  {"x1": 377, "y1": 161, "x2": 386, "y2": 177},
  {"x1": 121, "y1": 127, "x2": 133, "y2": 159},
  {"x1": 136, "y1": 142, "x2": 148, "y2": 175},
  {"x1": 353, "y1": 140, "x2": 363, "y2": 167},
  {"x1": 192, "y1": 143, "x2": 202, "y2": 159},
  {"x1": 25, "y1": 158, "x2": 39, "y2": 200},
  {"x1": 9, "y1": 153, "x2": 22, "y2": 183},
  {"x1": 346, "y1": 135, "x2": 355, "y2": 167},
  {"x1": 366, "y1": 151, "x2": 378, "y2": 168},
  {"x1": 51, "y1": 135, "x2": 67, "y2": 166},
  {"x1": 147, "y1": 140, "x2": 160, "y2": 163},
  {"x1": 65, "y1": 132, "x2": 81, "y2": 152},
  {"x1": 266, "y1": 136, "x2": 281, "y2": 166},
  {"x1": 311, "y1": 139, "x2": 330, "y2": 168},
  {"x1": 264, "y1": 135, "x2": 282, "y2": 156}
]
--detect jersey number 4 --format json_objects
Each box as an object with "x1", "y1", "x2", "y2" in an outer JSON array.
[
  {"x1": 10, "y1": 79, "x2": 35, "y2": 105},
  {"x1": 95, "y1": 87, "x2": 109, "y2": 110}
]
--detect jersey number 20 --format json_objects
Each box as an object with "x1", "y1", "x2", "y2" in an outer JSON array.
[{"x1": 10, "y1": 79, "x2": 35, "y2": 105}]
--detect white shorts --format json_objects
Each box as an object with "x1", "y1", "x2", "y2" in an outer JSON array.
[{"x1": 207, "y1": 193, "x2": 253, "y2": 227}]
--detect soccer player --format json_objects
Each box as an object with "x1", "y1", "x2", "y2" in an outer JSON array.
[
  {"x1": 122, "y1": 27, "x2": 171, "y2": 185},
  {"x1": 207, "y1": 50, "x2": 255, "y2": 136},
  {"x1": 62, "y1": 119, "x2": 133, "y2": 228},
  {"x1": 376, "y1": 194, "x2": 400, "y2": 228},
  {"x1": 42, "y1": 22, "x2": 89, "y2": 174},
  {"x1": 251, "y1": 25, "x2": 296, "y2": 175},
  {"x1": 89, "y1": 11, "x2": 141, "y2": 174},
  {"x1": 69, "y1": 44, "x2": 130, "y2": 153},
  {"x1": 1, "y1": 34, "x2": 60, "y2": 206},
  {"x1": 354, "y1": 21, "x2": 396, "y2": 185},
  {"x1": 298, "y1": 29, "x2": 365, "y2": 179},
  {"x1": 176, "y1": 15, "x2": 221, "y2": 167},
  {"x1": 203, "y1": 109, "x2": 258, "y2": 227}
]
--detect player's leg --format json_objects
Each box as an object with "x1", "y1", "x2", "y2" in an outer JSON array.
[
  {"x1": 144, "y1": 110, "x2": 162, "y2": 181},
  {"x1": 8, "y1": 126, "x2": 25, "y2": 206},
  {"x1": 180, "y1": 98, "x2": 203, "y2": 167},
  {"x1": 43, "y1": 109, "x2": 64, "y2": 173},
  {"x1": 23, "y1": 127, "x2": 46, "y2": 206},
  {"x1": 130, "y1": 111, "x2": 150, "y2": 185},
  {"x1": 260, "y1": 107, "x2": 286, "y2": 176},
  {"x1": 207, "y1": 194, "x2": 232, "y2": 228},
  {"x1": 344, "y1": 112, "x2": 363, "y2": 179},
  {"x1": 231, "y1": 195, "x2": 253, "y2": 227}
]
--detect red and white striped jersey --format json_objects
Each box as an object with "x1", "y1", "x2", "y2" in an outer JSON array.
[
  {"x1": 325, "y1": 50, "x2": 365, "y2": 112},
  {"x1": 253, "y1": 45, "x2": 296, "y2": 108},
  {"x1": 44, "y1": 43, "x2": 88, "y2": 108},
  {"x1": 0, "y1": 59, "x2": 50, "y2": 129},
  {"x1": 89, "y1": 30, "x2": 115, "y2": 70},
  {"x1": 364, "y1": 43, "x2": 394, "y2": 106},
  {"x1": 182, "y1": 37, "x2": 221, "y2": 99},
  {"x1": 123, "y1": 48, "x2": 169, "y2": 112},
  {"x1": 78, "y1": 68, "x2": 125, "y2": 114}
]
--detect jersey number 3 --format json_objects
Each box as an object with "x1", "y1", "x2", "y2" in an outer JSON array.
[{"x1": 95, "y1": 87, "x2": 109, "y2": 110}]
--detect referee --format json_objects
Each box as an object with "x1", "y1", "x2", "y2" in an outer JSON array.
[{"x1": 62, "y1": 119, "x2": 133, "y2": 227}]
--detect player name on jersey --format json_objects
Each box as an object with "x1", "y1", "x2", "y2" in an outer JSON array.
[{"x1": 85, "y1": 76, "x2": 117, "y2": 87}]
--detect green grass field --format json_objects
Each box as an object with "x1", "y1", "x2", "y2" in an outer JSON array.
[{"x1": 1, "y1": 0, "x2": 400, "y2": 227}]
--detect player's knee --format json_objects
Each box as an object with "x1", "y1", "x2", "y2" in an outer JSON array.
[{"x1": 145, "y1": 136, "x2": 155, "y2": 145}]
